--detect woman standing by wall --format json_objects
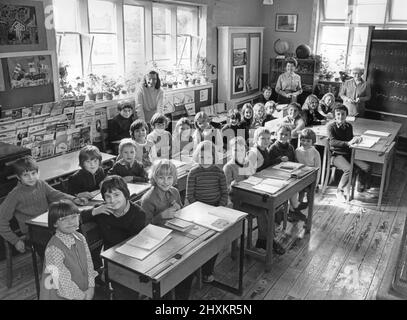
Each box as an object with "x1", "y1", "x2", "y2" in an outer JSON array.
[{"x1": 275, "y1": 57, "x2": 303, "y2": 104}]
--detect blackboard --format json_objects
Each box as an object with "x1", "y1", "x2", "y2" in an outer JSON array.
[
  {"x1": 0, "y1": 51, "x2": 58, "y2": 111},
  {"x1": 365, "y1": 28, "x2": 407, "y2": 116}
]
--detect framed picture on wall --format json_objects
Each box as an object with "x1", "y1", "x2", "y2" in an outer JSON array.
[
  {"x1": 0, "y1": 0, "x2": 47, "y2": 53},
  {"x1": 232, "y1": 65, "x2": 246, "y2": 95},
  {"x1": 275, "y1": 14, "x2": 298, "y2": 33}
]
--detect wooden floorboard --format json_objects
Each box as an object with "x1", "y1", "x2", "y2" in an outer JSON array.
[{"x1": 1, "y1": 155, "x2": 406, "y2": 300}]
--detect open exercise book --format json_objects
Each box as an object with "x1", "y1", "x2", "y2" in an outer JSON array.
[
  {"x1": 116, "y1": 224, "x2": 172, "y2": 260},
  {"x1": 356, "y1": 135, "x2": 381, "y2": 148},
  {"x1": 174, "y1": 201, "x2": 247, "y2": 232},
  {"x1": 273, "y1": 161, "x2": 304, "y2": 173}
]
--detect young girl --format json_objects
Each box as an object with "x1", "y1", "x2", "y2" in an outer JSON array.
[
  {"x1": 318, "y1": 92, "x2": 335, "y2": 119},
  {"x1": 223, "y1": 136, "x2": 249, "y2": 193},
  {"x1": 67, "y1": 145, "x2": 106, "y2": 199},
  {"x1": 130, "y1": 119, "x2": 154, "y2": 168},
  {"x1": 108, "y1": 139, "x2": 148, "y2": 183},
  {"x1": 141, "y1": 159, "x2": 193, "y2": 299},
  {"x1": 282, "y1": 102, "x2": 306, "y2": 148},
  {"x1": 192, "y1": 111, "x2": 223, "y2": 155},
  {"x1": 221, "y1": 109, "x2": 242, "y2": 150},
  {"x1": 295, "y1": 129, "x2": 321, "y2": 210},
  {"x1": 251, "y1": 103, "x2": 267, "y2": 129},
  {"x1": 40, "y1": 199, "x2": 98, "y2": 300},
  {"x1": 301, "y1": 94, "x2": 326, "y2": 126},
  {"x1": 246, "y1": 127, "x2": 274, "y2": 176},
  {"x1": 172, "y1": 117, "x2": 194, "y2": 159},
  {"x1": 239, "y1": 103, "x2": 254, "y2": 143},
  {"x1": 264, "y1": 100, "x2": 278, "y2": 122},
  {"x1": 186, "y1": 141, "x2": 228, "y2": 282},
  {"x1": 259, "y1": 86, "x2": 273, "y2": 104},
  {"x1": 147, "y1": 113, "x2": 172, "y2": 161}
]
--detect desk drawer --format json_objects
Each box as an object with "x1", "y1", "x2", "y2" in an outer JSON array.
[{"x1": 107, "y1": 261, "x2": 153, "y2": 298}]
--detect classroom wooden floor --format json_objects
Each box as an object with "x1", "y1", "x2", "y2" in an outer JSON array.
[{"x1": 1, "y1": 155, "x2": 406, "y2": 300}]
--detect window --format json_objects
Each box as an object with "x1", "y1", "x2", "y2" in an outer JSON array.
[
  {"x1": 317, "y1": 0, "x2": 407, "y2": 73},
  {"x1": 53, "y1": 0, "x2": 205, "y2": 82}
]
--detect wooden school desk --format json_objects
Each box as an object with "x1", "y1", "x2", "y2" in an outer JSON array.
[
  {"x1": 25, "y1": 183, "x2": 151, "y2": 299},
  {"x1": 231, "y1": 166, "x2": 318, "y2": 272},
  {"x1": 101, "y1": 203, "x2": 247, "y2": 299},
  {"x1": 37, "y1": 150, "x2": 116, "y2": 182},
  {"x1": 347, "y1": 118, "x2": 401, "y2": 209}
]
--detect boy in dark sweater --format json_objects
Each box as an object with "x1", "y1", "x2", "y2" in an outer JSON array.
[
  {"x1": 327, "y1": 104, "x2": 370, "y2": 202},
  {"x1": 269, "y1": 124, "x2": 296, "y2": 164},
  {"x1": 67, "y1": 145, "x2": 106, "y2": 199},
  {"x1": 221, "y1": 108, "x2": 242, "y2": 150},
  {"x1": 0, "y1": 156, "x2": 86, "y2": 253},
  {"x1": 108, "y1": 102, "x2": 135, "y2": 153}
]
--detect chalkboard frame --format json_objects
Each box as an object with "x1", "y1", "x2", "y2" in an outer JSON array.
[{"x1": 0, "y1": 50, "x2": 59, "y2": 110}]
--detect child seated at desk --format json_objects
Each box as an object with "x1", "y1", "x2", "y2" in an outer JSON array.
[
  {"x1": 259, "y1": 85, "x2": 274, "y2": 105},
  {"x1": 301, "y1": 94, "x2": 326, "y2": 126},
  {"x1": 251, "y1": 103, "x2": 267, "y2": 129},
  {"x1": 327, "y1": 104, "x2": 371, "y2": 202},
  {"x1": 221, "y1": 109, "x2": 242, "y2": 151},
  {"x1": 186, "y1": 141, "x2": 228, "y2": 282},
  {"x1": 0, "y1": 156, "x2": 86, "y2": 254},
  {"x1": 172, "y1": 117, "x2": 194, "y2": 160},
  {"x1": 108, "y1": 102, "x2": 135, "y2": 153},
  {"x1": 67, "y1": 145, "x2": 106, "y2": 199},
  {"x1": 282, "y1": 102, "x2": 306, "y2": 148},
  {"x1": 295, "y1": 128, "x2": 321, "y2": 211},
  {"x1": 40, "y1": 200, "x2": 98, "y2": 300},
  {"x1": 140, "y1": 159, "x2": 193, "y2": 299},
  {"x1": 192, "y1": 111, "x2": 223, "y2": 155},
  {"x1": 239, "y1": 103, "x2": 254, "y2": 144},
  {"x1": 264, "y1": 101, "x2": 278, "y2": 121},
  {"x1": 146, "y1": 113, "x2": 172, "y2": 161},
  {"x1": 318, "y1": 93, "x2": 335, "y2": 119},
  {"x1": 108, "y1": 139, "x2": 148, "y2": 183},
  {"x1": 130, "y1": 119, "x2": 153, "y2": 168}
]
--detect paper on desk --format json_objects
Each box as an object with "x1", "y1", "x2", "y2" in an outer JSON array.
[
  {"x1": 357, "y1": 135, "x2": 380, "y2": 148},
  {"x1": 126, "y1": 224, "x2": 172, "y2": 251},
  {"x1": 252, "y1": 183, "x2": 281, "y2": 194},
  {"x1": 364, "y1": 130, "x2": 391, "y2": 137},
  {"x1": 273, "y1": 161, "x2": 304, "y2": 173},
  {"x1": 116, "y1": 235, "x2": 172, "y2": 260},
  {"x1": 242, "y1": 176, "x2": 263, "y2": 185},
  {"x1": 261, "y1": 178, "x2": 289, "y2": 188}
]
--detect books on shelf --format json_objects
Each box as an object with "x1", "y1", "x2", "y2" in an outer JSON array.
[
  {"x1": 116, "y1": 224, "x2": 172, "y2": 260},
  {"x1": 175, "y1": 201, "x2": 247, "y2": 232}
]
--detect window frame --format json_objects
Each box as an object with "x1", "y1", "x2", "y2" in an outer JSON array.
[
  {"x1": 316, "y1": 0, "x2": 407, "y2": 72},
  {"x1": 54, "y1": 0, "x2": 204, "y2": 79}
]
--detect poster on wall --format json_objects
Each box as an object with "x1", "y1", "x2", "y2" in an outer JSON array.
[
  {"x1": 7, "y1": 54, "x2": 53, "y2": 89},
  {"x1": 0, "y1": 0, "x2": 47, "y2": 53},
  {"x1": 233, "y1": 49, "x2": 247, "y2": 66},
  {"x1": 232, "y1": 65, "x2": 246, "y2": 95}
]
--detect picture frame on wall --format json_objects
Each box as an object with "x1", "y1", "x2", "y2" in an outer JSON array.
[
  {"x1": 232, "y1": 65, "x2": 246, "y2": 95},
  {"x1": 275, "y1": 14, "x2": 298, "y2": 33},
  {"x1": 0, "y1": 0, "x2": 47, "y2": 53}
]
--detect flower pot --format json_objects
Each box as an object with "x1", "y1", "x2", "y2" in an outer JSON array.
[
  {"x1": 168, "y1": 83, "x2": 173, "y2": 89},
  {"x1": 191, "y1": 79, "x2": 196, "y2": 85},
  {"x1": 104, "y1": 92, "x2": 113, "y2": 100},
  {"x1": 184, "y1": 80, "x2": 189, "y2": 86},
  {"x1": 96, "y1": 92, "x2": 104, "y2": 101},
  {"x1": 87, "y1": 93, "x2": 96, "y2": 101}
]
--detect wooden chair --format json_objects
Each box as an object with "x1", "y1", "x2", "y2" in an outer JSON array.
[{"x1": 3, "y1": 216, "x2": 24, "y2": 288}]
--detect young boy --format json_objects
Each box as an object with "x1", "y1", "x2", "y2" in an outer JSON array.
[
  {"x1": 67, "y1": 145, "x2": 106, "y2": 199},
  {"x1": 146, "y1": 113, "x2": 172, "y2": 161},
  {"x1": 129, "y1": 119, "x2": 153, "y2": 168},
  {"x1": 282, "y1": 102, "x2": 305, "y2": 148},
  {"x1": 108, "y1": 102, "x2": 135, "y2": 152},
  {"x1": 327, "y1": 104, "x2": 371, "y2": 202},
  {"x1": 269, "y1": 124, "x2": 296, "y2": 164},
  {"x1": 259, "y1": 86, "x2": 273, "y2": 104},
  {"x1": 295, "y1": 128, "x2": 321, "y2": 210},
  {"x1": 221, "y1": 109, "x2": 242, "y2": 150},
  {"x1": 0, "y1": 156, "x2": 86, "y2": 253}
]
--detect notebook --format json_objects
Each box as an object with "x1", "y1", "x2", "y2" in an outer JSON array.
[
  {"x1": 164, "y1": 218, "x2": 195, "y2": 232},
  {"x1": 273, "y1": 161, "x2": 304, "y2": 173},
  {"x1": 126, "y1": 224, "x2": 172, "y2": 251}
]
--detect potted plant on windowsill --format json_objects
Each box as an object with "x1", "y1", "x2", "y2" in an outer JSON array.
[{"x1": 85, "y1": 73, "x2": 102, "y2": 101}]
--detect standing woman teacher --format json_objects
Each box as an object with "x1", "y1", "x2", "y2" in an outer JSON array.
[
  {"x1": 275, "y1": 57, "x2": 303, "y2": 104},
  {"x1": 135, "y1": 70, "x2": 164, "y2": 122}
]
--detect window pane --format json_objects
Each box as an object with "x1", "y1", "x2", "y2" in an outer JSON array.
[
  {"x1": 391, "y1": 0, "x2": 407, "y2": 20},
  {"x1": 320, "y1": 44, "x2": 347, "y2": 73},
  {"x1": 353, "y1": 27, "x2": 368, "y2": 46},
  {"x1": 320, "y1": 26, "x2": 349, "y2": 45},
  {"x1": 177, "y1": 36, "x2": 191, "y2": 64},
  {"x1": 153, "y1": 35, "x2": 171, "y2": 60},
  {"x1": 353, "y1": 0, "x2": 386, "y2": 24},
  {"x1": 88, "y1": 0, "x2": 115, "y2": 33},
  {"x1": 92, "y1": 34, "x2": 117, "y2": 67},
  {"x1": 57, "y1": 34, "x2": 82, "y2": 79},
  {"x1": 177, "y1": 7, "x2": 197, "y2": 35},
  {"x1": 91, "y1": 64, "x2": 117, "y2": 78},
  {"x1": 124, "y1": 5, "x2": 145, "y2": 73},
  {"x1": 348, "y1": 45, "x2": 366, "y2": 69},
  {"x1": 54, "y1": 0, "x2": 78, "y2": 32},
  {"x1": 323, "y1": 0, "x2": 348, "y2": 20},
  {"x1": 153, "y1": 5, "x2": 171, "y2": 34}
]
